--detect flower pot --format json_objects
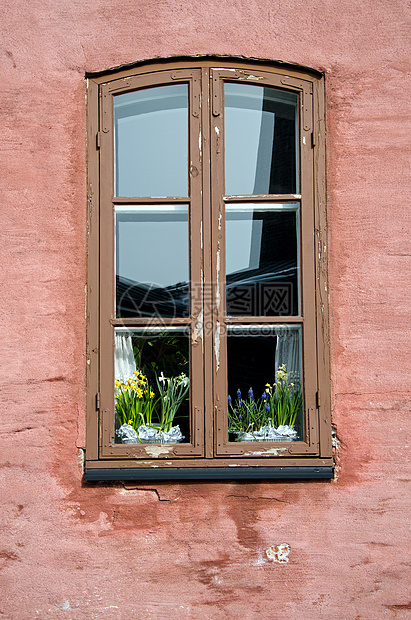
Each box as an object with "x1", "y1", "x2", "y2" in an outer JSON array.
[
  {"x1": 229, "y1": 424, "x2": 298, "y2": 442},
  {"x1": 116, "y1": 424, "x2": 184, "y2": 444}
]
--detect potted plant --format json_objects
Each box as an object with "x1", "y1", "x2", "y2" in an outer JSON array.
[
  {"x1": 115, "y1": 370, "x2": 189, "y2": 444},
  {"x1": 228, "y1": 365, "x2": 301, "y2": 442}
]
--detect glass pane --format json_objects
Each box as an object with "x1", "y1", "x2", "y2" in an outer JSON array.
[
  {"x1": 226, "y1": 204, "x2": 300, "y2": 316},
  {"x1": 227, "y1": 325, "x2": 303, "y2": 442},
  {"x1": 114, "y1": 84, "x2": 188, "y2": 197},
  {"x1": 116, "y1": 205, "x2": 189, "y2": 318},
  {"x1": 224, "y1": 83, "x2": 298, "y2": 195},
  {"x1": 114, "y1": 327, "x2": 190, "y2": 444}
]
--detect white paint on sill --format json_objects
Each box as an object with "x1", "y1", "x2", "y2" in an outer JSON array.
[
  {"x1": 243, "y1": 447, "x2": 287, "y2": 456},
  {"x1": 144, "y1": 445, "x2": 173, "y2": 457}
]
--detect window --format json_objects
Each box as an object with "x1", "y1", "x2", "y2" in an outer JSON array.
[{"x1": 85, "y1": 59, "x2": 333, "y2": 480}]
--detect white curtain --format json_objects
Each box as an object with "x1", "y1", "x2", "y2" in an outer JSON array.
[
  {"x1": 114, "y1": 333, "x2": 137, "y2": 383},
  {"x1": 274, "y1": 326, "x2": 301, "y2": 380}
]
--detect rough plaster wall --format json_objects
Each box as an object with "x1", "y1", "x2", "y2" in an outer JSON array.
[{"x1": 0, "y1": 0, "x2": 410, "y2": 618}]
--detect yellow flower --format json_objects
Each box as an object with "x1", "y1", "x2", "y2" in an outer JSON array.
[
  {"x1": 127, "y1": 419, "x2": 133, "y2": 425},
  {"x1": 150, "y1": 391, "x2": 155, "y2": 398},
  {"x1": 136, "y1": 387, "x2": 143, "y2": 398}
]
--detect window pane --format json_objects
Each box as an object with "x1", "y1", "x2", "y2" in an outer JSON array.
[
  {"x1": 116, "y1": 205, "x2": 189, "y2": 318},
  {"x1": 114, "y1": 84, "x2": 188, "y2": 197},
  {"x1": 114, "y1": 327, "x2": 190, "y2": 444},
  {"x1": 224, "y1": 83, "x2": 298, "y2": 195},
  {"x1": 227, "y1": 325, "x2": 303, "y2": 442},
  {"x1": 226, "y1": 204, "x2": 300, "y2": 316}
]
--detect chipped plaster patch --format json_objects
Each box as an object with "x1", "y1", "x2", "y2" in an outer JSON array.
[
  {"x1": 332, "y1": 426, "x2": 339, "y2": 450},
  {"x1": 252, "y1": 551, "x2": 268, "y2": 567},
  {"x1": 144, "y1": 445, "x2": 173, "y2": 457},
  {"x1": 266, "y1": 543, "x2": 290, "y2": 563},
  {"x1": 55, "y1": 600, "x2": 71, "y2": 610}
]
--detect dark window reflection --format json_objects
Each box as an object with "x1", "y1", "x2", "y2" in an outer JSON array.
[
  {"x1": 225, "y1": 83, "x2": 298, "y2": 195},
  {"x1": 228, "y1": 332, "x2": 277, "y2": 399},
  {"x1": 226, "y1": 206, "x2": 299, "y2": 316}
]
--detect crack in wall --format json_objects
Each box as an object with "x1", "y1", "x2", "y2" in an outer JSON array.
[{"x1": 227, "y1": 495, "x2": 288, "y2": 503}]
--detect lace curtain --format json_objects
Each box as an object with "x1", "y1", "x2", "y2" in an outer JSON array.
[
  {"x1": 114, "y1": 333, "x2": 137, "y2": 383},
  {"x1": 274, "y1": 326, "x2": 301, "y2": 380},
  {"x1": 114, "y1": 328, "x2": 300, "y2": 384}
]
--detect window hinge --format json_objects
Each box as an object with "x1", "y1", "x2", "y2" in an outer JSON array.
[
  {"x1": 96, "y1": 392, "x2": 101, "y2": 410},
  {"x1": 311, "y1": 132, "x2": 316, "y2": 148},
  {"x1": 96, "y1": 132, "x2": 101, "y2": 149},
  {"x1": 316, "y1": 390, "x2": 321, "y2": 408}
]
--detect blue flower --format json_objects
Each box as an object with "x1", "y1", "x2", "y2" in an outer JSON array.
[
  {"x1": 266, "y1": 404, "x2": 270, "y2": 412},
  {"x1": 228, "y1": 395, "x2": 232, "y2": 404},
  {"x1": 237, "y1": 389, "x2": 241, "y2": 400},
  {"x1": 261, "y1": 392, "x2": 266, "y2": 401},
  {"x1": 248, "y1": 387, "x2": 254, "y2": 400}
]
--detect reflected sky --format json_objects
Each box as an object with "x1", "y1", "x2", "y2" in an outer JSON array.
[
  {"x1": 114, "y1": 84, "x2": 188, "y2": 197},
  {"x1": 116, "y1": 205, "x2": 189, "y2": 287},
  {"x1": 224, "y1": 83, "x2": 298, "y2": 195}
]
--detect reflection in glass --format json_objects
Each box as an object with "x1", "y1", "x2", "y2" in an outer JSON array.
[
  {"x1": 226, "y1": 204, "x2": 299, "y2": 316},
  {"x1": 114, "y1": 327, "x2": 190, "y2": 444},
  {"x1": 226, "y1": 325, "x2": 303, "y2": 442},
  {"x1": 224, "y1": 83, "x2": 298, "y2": 195},
  {"x1": 114, "y1": 84, "x2": 188, "y2": 197},
  {"x1": 115, "y1": 205, "x2": 189, "y2": 318}
]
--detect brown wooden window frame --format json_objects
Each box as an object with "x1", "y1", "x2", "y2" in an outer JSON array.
[{"x1": 85, "y1": 58, "x2": 333, "y2": 481}]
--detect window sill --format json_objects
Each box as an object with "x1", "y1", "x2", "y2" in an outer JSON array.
[{"x1": 84, "y1": 465, "x2": 334, "y2": 482}]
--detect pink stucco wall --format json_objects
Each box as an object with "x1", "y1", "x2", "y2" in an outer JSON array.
[{"x1": 1, "y1": 1, "x2": 410, "y2": 618}]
